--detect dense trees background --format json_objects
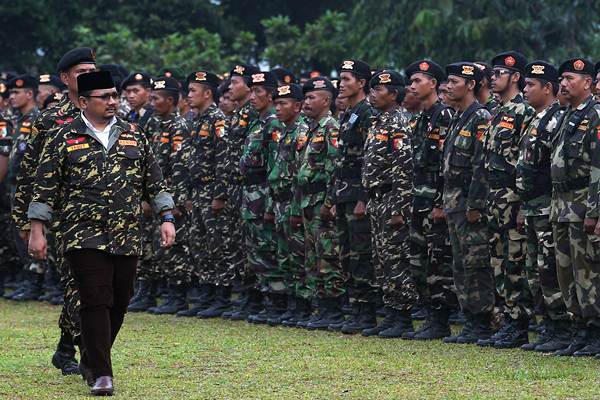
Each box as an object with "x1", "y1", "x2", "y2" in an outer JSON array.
[{"x1": 1, "y1": 0, "x2": 599, "y2": 76}]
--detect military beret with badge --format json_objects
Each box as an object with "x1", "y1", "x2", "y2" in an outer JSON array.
[
  {"x1": 370, "y1": 69, "x2": 405, "y2": 87},
  {"x1": 248, "y1": 71, "x2": 278, "y2": 88},
  {"x1": 303, "y1": 76, "x2": 336, "y2": 94},
  {"x1": 38, "y1": 74, "x2": 65, "y2": 90},
  {"x1": 525, "y1": 61, "x2": 558, "y2": 83},
  {"x1": 405, "y1": 59, "x2": 445, "y2": 83},
  {"x1": 152, "y1": 76, "x2": 180, "y2": 92},
  {"x1": 271, "y1": 67, "x2": 296, "y2": 85},
  {"x1": 121, "y1": 72, "x2": 152, "y2": 90},
  {"x1": 8, "y1": 75, "x2": 38, "y2": 90},
  {"x1": 337, "y1": 59, "x2": 371, "y2": 80},
  {"x1": 186, "y1": 70, "x2": 221, "y2": 90},
  {"x1": 57, "y1": 47, "x2": 96, "y2": 72},
  {"x1": 445, "y1": 62, "x2": 483, "y2": 82},
  {"x1": 473, "y1": 62, "x2": 492, "y2": 80},
  {"x1": 491, "y1": 51, "x2": 527, "y2": 74},
  {"x1": 273, "y1": 83, "x2": 303, "y2": 101},
  {"x1": 559, "y1": 58, "x2": 595, "y2": 77},
  {"x1": 157, "y1": 66, "x2": 184, "y2": 81}
]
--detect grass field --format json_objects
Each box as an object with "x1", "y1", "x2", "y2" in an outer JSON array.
[{"x1": 1, "y1": 299, "x2": 600, "y2": 399}]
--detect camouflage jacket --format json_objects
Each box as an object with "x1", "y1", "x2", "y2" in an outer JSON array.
[
  {"x1": 328, "y1": 98, "x2": 375, "y2": 205},
  {"x1": 28, "y1": 115, "x2": 173, "y2": 255},
  {"x1": 228, "y1": 101, "x2": 258, "y2": 186},
  {"x1": 483, "y1": 92, "x2": 535, "y2": 203},
  {"x1": 411, "y1": 101, "x2": 454, "y2": 212},
  {"x1": 12, "y1": 95, "x2": 78, "y2": 230},
  {"x1": 171, "y1": 104, "x2": 228, "y2": 206},
  {"x1": 295, "y1": 112, "x2": 339, "y2": 211},
  {"x1": 516, "y1": 102, "x2": 563, "y2": 217},
  {"x1": 267, "y1": 115, "x2": 308, "y2": 216},
  {"x1": 362, "y1": 107, "x2": 413, "y2": 218},
  {"x1": 442, "y1": 101, "x2": 491, "y2": 214},
  {"x1": 125, "y1": 103, "x2": 154, "y2": 132},
  {"x1": 551, "y1": 95, "x2": 600, "y2": 222},
  {"x1": 7, "y1": 107, "x2": 40, "y2": 185},
  {"x1": 240, "y1": 108, "x2": 281, "y2": 220},
  {"x1": 146, "y1": 110, "x2": 190, "y2": 185}
]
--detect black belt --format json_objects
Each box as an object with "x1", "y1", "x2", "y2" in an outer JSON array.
[
  {"x1": 553, "y1": 176, "x2": 589, "y2": 193},
  {"x1": 301, "y1": 182, "x2": 327, "y2": 194},
  {"x1": 368, "y1": 184, "x2": 392, "y2": 199}
]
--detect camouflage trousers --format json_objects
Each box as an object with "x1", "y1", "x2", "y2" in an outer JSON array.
[
  {"x1": 0, "y1": 214, "x2": 20, "y2": 276},
  {"x1": 227, "y1": 184, "x2": 249, "y2": 286},
  {"x1": 243, "y1": 219, "x2": 279, "y2": 293},
  {"x1": 54, "y1": 229, "x2": 81, "y2": 344},
  {"x1": 136, "y1": 213, "x2": 158, "y2": 282},
  {"x1": 336, "y1": 201, "x2": 376, "y2": 305},
  {"x1": 156, "y1": 213, "x2": 191, "y2": 286},
  {"x1": 273, "y1": 198, "x2": 305, "y2": 297},
  {"x1": 446, "y1": 211, "x2": 495, "y2": 315},
  {"x1": 524, "y1": 215, "x2": 568, "y2": 321},
  {"x1": 303, "y1": 202, "x2": 344, "y2": 300},
  {"x1": 369, "y1": 194, "x2": 417, "y2": 311},
  {"x1": 409, "y1": 208, "x2": 455, "y2": 310},
  {"x1": 487, "y1": 196, "x2": 534, "y2": 320},
  {"x1": 554, "y1": 222, "x2": 600, "y2": 327}
]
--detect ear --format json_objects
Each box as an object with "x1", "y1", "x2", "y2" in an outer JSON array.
[
  {"x1": 59, "y1": 71, "x2": 69, "y2": 86},
  {"x1": 585, "y1": 76, "x2": 593, "y2": 90},
  {"x1": 512, "y1": 72, "x2": 521, "y2": 84},
  {"x1": 78, "y1": 95, "x2": 88, "y2": 109}
]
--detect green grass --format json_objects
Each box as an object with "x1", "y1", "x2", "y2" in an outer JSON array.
[{"x1": 1, "y1": 300, "x2": 599, "y2": 399}]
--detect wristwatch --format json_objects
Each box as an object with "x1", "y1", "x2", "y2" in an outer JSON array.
[{"x1": 161, "y1": 213, "x2": 176, "y2": 224}]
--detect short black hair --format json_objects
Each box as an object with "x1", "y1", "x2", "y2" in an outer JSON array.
[{"x1": 156, "y1": 89, "x2": 179, "y2": 105}]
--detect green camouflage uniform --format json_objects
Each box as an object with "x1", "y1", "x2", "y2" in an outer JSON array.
[
  {"x1": 296, "y1": 112, "x2": 344, "y2": 300},
  {"x1": 240, "y1": 107, "x2": 282, "y2": 292},
  {"x1": 362, "y1": 107, "x2": 417, "y2": 311},
  {"x1": 516, "y1": 102, "x2": 568, "y2": 322},
  {"x1": 147, "y1": 111, "x2": 190, "y2": 286},
  {"x1": 0, "y1": 116, "x2": 18, "y2": 279},
  {"x1": 551, "y1": 95, "x2": 600, "y2": 328},
  {"x1": 226, "y1": 101, "x2": 258, "y2": 284},
  {"x1": 442, "y1": 102, "x2": 495, "y2": 316},
  {"x1": 409, "y1": 101, "x2": 456, "y2": 310},
  {"x1": 483, "y1": 93, "x2": 535, "y2": 321},
  {"x1": 267, "y1": 115, "x2": 308, "y2": 298},
  {"x1": 172, "y1": 104, "x2": 232, "y2": 286},
  {"x1": 327, "y1": 99, "x2": 377, "y2": 305}
]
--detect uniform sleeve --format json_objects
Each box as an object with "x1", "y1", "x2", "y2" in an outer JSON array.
[
  {"x1": 212, "y1": 117, "x2": 229, "y2": 200},
  {"x1": 26, "y1": 128, "x2": 66, "y2": 223},
  {"x1": 389, "y1": 131, "x2": 413, "y2": 219},
  {"x1": 170, "y1": 135, "x2": 193, "y2": 208},
  {"x1": 324, "y1": 123, "x2": 340, "y2": 208},
  {"x1": 466, "y1": 114, "x2": 490, "y2": 211},
  {"x1": 433, "y1": 109, "x2": 454, "y2": 209},
  {"x1": 140, "y1": 133, "x2": 174, "y2": 213},
  {"x1": 264, "y1": 119, "x2": 282, "y2": 215},
  {"x1": 356, "y1": 111, "x2": 374, "y2": 203},
  {"x1": 585, "y1": 109, "x2": 600, "y2": 219}
]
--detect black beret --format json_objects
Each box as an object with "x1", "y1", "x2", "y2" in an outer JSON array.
[
  {"x1": 303, "y1": 76, "x2": 336, "y2": 94},
  {"x1": 473, "y1": 62, "x2": 492, "y2": 80},
  {"x1": 491, "y1": 51, "x2": 527, "y2": 73},
  {"x1": 0, "y1": 72, "x2": 16, "y2": 81},
  {"x1": 8, "y1": 75, "x2": 38, "y2": 90},
  {"x1": 100, "y1": 64, "x2": 128, "y2": 90},
  {"x1": 559, "y1": 58, "x2": 595, "y2": 77},
  {"x1": 77, "y1": 71, "x2": 115, "y2": 94},
  {"x1": 271, "y1": 67, "x2": 296, "y2": 84},
  {"x1": 249, "y1": 71, "x2": 278, "y2": 88},
  {"x1": 43, "y1": 92, "x2": 64, "y2": 109},
  {"x1": 337, "y1": 59, "x2": 371, "y2": 80},
  {"x1": 186, "y1": 70, "x2": 221, "y2": 90},
  {"x1": 122, "y1": 72, "x2": 152, "y2": 90},
  {"x1": 230, "y1": 64, "x2": 260, "y2": 78},
  {"x1": 273, "y1": 83, "x2": 303, "y2": 101},
  {"x1": 38, "y1": 74, "x2": 64, "y2": 89},
  {"x1": 57, "y1": 47, "x2": 96, "y2": 72},
  {"x1": 157, "y1": 67, "x2": 184, "y2": 81},
  {"x1": 406, "y1": 60, "x2": 445, "y2": 83},
  {"x1": 525, "y1": 61, "x2": 559, "y2": 83},
  {"x1": 445, "y1": 62, "x2": 483, "y2": 83},
  {"x1": 370, "y1": 69, "x2": 405, "y2": 87},
  {"x1": 152, "y1": 76, "x2": 180, "y2": 92}
]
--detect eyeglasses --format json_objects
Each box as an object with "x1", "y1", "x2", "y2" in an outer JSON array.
[
  {"x1": 492, "y1": 69, "x2": 512, "y2": 77},
  {"x1": 86, "y1": 92, "x2": 120, "y2": 101}
]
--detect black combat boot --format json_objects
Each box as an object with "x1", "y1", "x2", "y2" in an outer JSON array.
[
  {"x1": 271, "y1": 295, "x2": 296, "y2": 326},
  {"x1": 555, "y1": 324, "x2": 589, "y2": 356},
  {"x1": 328, "y1": 302, "x2": 358, "y2": 332},
  {"x1": 297, "y1": 299, "x2": 323, "y2": 329},
  {"x1": 151, "y1": 283, "x2": 188, "y2": 315},
  {"x1": 197, "y1": 286, "x2": 232, "y2": 318},
  {"x1": 176, "y1": 284, "x2": 215, "y2": 317},
  {"x1": 129, "y1": 280, "x2": 158, "y2": 312},
  {"x1": 341, "y1": 302, "x2": 377, "y2": 334},
  {"x1": 412, "y1": 307, "x2": 451, "y2": 340},
  {"x1": 282, "y1": 297, "x2": 312, "y2": 327},
  {"x1": 477, "y1": 318, "x2": 514, "y2": 347},
  {"x1": 534, "y1": 320, "x2": 573, "y2": 353},
  {"x1": 230, "y1": 289, "x2": 263, "y2": 321},
  {"x1": 411, "y1": 303, "x2": 427, "y2": 321},
  {"x1": 51, "y1": 330, "x2": 80, "y2": 375},
  {"x1": 12, "y1": 271, "x2": 45, "y2": 301},
  {"x1": 494, "y1": 318, "x2": 529, "y2": 349},
  {"x1": 249, "y1": 293, "x2": 286, "y2": 324},
  {"x1": 362, "y1": 306, "x2": 396, "y2": 337},
  {"x1": 306, "y1": 297, "x2": 345, "y2": 330},
  {"x1": 573, "y1": 326, "x2": 600, "y2": 357},
  {"x1": 378, "y1": 309, "x2": 414, "y2": 338},
  {"x1": 521, "y1": 319, "x2": 553, "y2": 351}
]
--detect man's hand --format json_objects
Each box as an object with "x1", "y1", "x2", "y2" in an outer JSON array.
[
  {"x1": 466, "y1": 209, "x2": 482, "y2": 224},
  {"x1": 160, "y1": 222, "x2": 176, "y2": 248},
  {"x1": 353, "y1": 201, "x2": 367, "y2": 219},
  {"x1": 264, "y1": 212, "x2": 275, "y2": 224},
  {"x1": 290, "y1": 215, "x2": 303, "y2": 229},
  {"x1": 211, "y1": 199, "x2": 226, "y2": 213},
  {"x1": 28, "y1": 220, "x2": 47, "y2": 260},
  {"x1": 584, "y1": 217, "x2": 597, "y2": 234},
  {"x1": 431, "y1": 207, "x2": 446, "y2": 224},
  {"x1": 142, "y1": 201, "x2": 153, "y2": 218},
  {"x1": 389, "y1": 215, "x2": 405, "y2": 227},
  {"x1": 19, "y1": 229, "x2": 30, "y2": 243}
]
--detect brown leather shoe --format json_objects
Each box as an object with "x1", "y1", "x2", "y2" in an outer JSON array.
[{"x1": 90, "y1": 376, "x2": 114, "y2": 396}]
